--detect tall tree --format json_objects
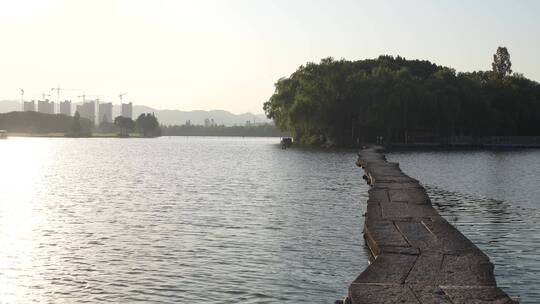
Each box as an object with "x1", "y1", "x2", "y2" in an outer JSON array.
[
  {"x1": 135, "y1": 113, "x2": 161, "y2": 137},
  {"x1": 114, "y1": 116, "x2": 135, "y2": 137},
  {"x1": 72, "y1": 111, "x2": 81, "y2": 135},
  {"x1": 492, "y1": 46, "x2": 512, "y2": 78}
]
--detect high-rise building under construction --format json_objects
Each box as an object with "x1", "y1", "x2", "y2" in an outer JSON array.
[
  {"x1": 37, "y1": 100, "x2": 55, "y2": 114},
  {"x1": 23, "y1": 101, "x2": 35, "y2": 112},
  {"x1": 59, "y1": 100, "x2": 72, "y2": 116},
  {"x1": 76, "y1": 101, "x2": 96, "y2": 124},
  {"x1": 98, "y1": 102, "x2": 113, "y2": 124},
  {"x1": 121, "y1": 102, "x2": 133, "y2": 119}
]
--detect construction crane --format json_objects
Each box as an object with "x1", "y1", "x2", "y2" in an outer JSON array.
[
  {"x1": 34, "y1": 92, "x2": 51, "y2": 100},
  {"x1": 78, "y1": 92, "x2": 86, "y2": 102},
  {"x1": 51, "y1": 86, "x2": 81, "y2": 103},
  {"x1": 93, "y1": 96, "x2": 103, "y2": 105},
  {"x1": 78, "y1": 93, "x2": 102, "y2": 103},
  {"x1": 119, "y1": 92, "x2": 127, "y2": 103},
  {"x1": 20, "y1": 88, "x2": 24, "y2": 110},
  {"x1": 51, "y1": 86, "x2": 61, "y2": 103}
]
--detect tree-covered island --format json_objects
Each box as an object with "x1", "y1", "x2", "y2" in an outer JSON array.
[{"x1": 264, "y1": 47, "x2": 540, "y2": 147}]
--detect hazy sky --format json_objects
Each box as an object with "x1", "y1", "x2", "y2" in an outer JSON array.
[{"x1": 1, "y1": 0, "x2": 539, "y2": 114}]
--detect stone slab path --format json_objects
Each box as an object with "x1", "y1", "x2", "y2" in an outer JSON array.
[{"x1": 346, "y1": 146, "x2": 517, "y2": 304}]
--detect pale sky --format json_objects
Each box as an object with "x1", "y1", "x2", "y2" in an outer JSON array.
[{"x1": 1, "y1": 0, "x2": 539, "y2": 114}]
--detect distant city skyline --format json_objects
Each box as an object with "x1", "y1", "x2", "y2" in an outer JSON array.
[{"x1": 1, "y1": 0, "x2": 539, "y2": 114}]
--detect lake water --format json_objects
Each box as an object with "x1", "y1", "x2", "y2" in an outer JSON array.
[
  {"x1": 0, "y1": 137, "x2": 369, "y2": 303},
  {"x1": 0, "y1": 138, "x2": 538, "y2": 303}
]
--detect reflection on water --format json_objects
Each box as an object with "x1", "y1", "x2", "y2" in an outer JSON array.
[
  {"x1": 388, "y1": 151, "x2": 540, "y2": 304},
  {"x1": 0, "y1": 137, "x2": 369, "y2": 303}
]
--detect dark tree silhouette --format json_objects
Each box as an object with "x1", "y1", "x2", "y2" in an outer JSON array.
[
  {"x1": 161, "y1": 123, "x2": 285, "y2": 137},
  {"x1": 0, "y1": 111, "x2": 92, "y2": 135},
  {"x1": 99, "y1": 114, "x2": 117, "y2": 133},
  {"x1": 492, "y1": 46, "x2": 512, "y2": 78},
  {"x1": 135, "y1": 113, "x2": 161, "y2": 137},
  {"x1": 264, "y1": 55, "x2": 540, "y2": 146},
  {"x1": 72, "y1": 111, "x2": 82, "y2": 135},
  {"x1": 114, "y1": 116, "x2": 135, "y2": 137}
]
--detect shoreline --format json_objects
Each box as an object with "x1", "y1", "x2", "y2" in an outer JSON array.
[
  {"x1": 3, "y1": 134, "x2": 286, "y2": 139},
  {"x1": 6, "y1": 133, "x2": 144, "y2": 138},
  {"x1": 387, "y1": 143, "x2": 540, "y2": 150}
]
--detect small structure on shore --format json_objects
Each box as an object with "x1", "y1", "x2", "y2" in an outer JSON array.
[
  {"x1": 0, "y1": 130, "x2": 7, "y2": 139},
  {"x1": 281, "y1": 137, "x2": 292, "y2": 149}
]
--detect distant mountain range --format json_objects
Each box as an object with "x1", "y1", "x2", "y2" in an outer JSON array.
[
  {"x1": 126, "y1": 105, "x2": 271, "y2": 126},
  {"x1": 0, "y1": 100, "x2": 19, "y2": 113},
  {"x1": 0, "y1": 100, "x2": 271, "y2": 126}
]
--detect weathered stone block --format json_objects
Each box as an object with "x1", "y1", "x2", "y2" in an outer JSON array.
[
  {"x1": 440, "y1": 286, "x2": 518, "y2": 304},
  {"x1": 365, "y1": 219, "x2": 410, "y2": 248},
  {"x1": 408, "y1": 284, "x2": 454, "y2": 304},
  {"x1": 366, "y1": 203, "x2": 382, "y2": 220},
  {"x1": 406, "y1": 204, "x2": 440, "y2": 218},
  {"x1": 388, "y1": 188, "x2": 430, "y2": 204},
  {"x1": 368, "y1": 188, "x2": 390, "y2": 203},
  {"x1": 395, "y1": 221, "x2": 439, "y2": 250},
  {"x1": 405, "y1": 252, "x2": 444, "y2": 284},
  {"x1": 349, "y1": 284, "x2": 420, "y2": 304},
  {"x1": 375, "y1": 181, "x2": 423, "y2": 190},
  {"x1": 380, "y1": 201, "x2": 409, "y2": 219},
  {"x1": 378, "y1": 246, "x2": 420, "y2": 256},
  {"x1": 374, "y1": 176, "x2": 420, "y2": 183},
  {"x1": 439, "y1": 253, "x2": 496, "y2": 286},
  {"x1": 423, "y1": 219, "x2": 478, "y2": 254},
  {"x1": 352, "y1": 253, "x2": 418, "y2": 284},
  {"x1": 378, "y1": 202, "x2": 439, "y2": 221}
]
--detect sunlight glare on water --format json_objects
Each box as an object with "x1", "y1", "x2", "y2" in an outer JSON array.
[
  {"x1": 0, "y1": 138, "x2": 53, "y2": 303},
  {"x1": 2, "y1": 138, "x2": 537, "y2": 303},
  {"x1": 0, "y1": 137, "x2": 369, "y2": 303}
]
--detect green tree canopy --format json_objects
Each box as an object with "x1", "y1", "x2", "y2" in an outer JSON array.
[
  {"x1": 0, "y1": 111, "x2": 92, "y2": 135},
  {"x1": 72, "y1": 111, "x2": 82, "y2": 135},
  {"x1": 492, "y1": 46, "x2": 512, "y2": 78},
  {"x1": 264, "y1": 54, "x2": 540, "y2": 146},
  {"x1": 114, "y1": 116, "x2": 135, "y2": 137},
  {"x1": 135, "y1": 113, "x2": 161, "y2": 137}
]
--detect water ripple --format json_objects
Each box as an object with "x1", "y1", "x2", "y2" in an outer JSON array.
[
  {"x1": 0, "y1": 137, "x2": 369, "y2": 303},
  {"x1": 388, "y1": 150, "x2": 540, "y2": 303}
]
